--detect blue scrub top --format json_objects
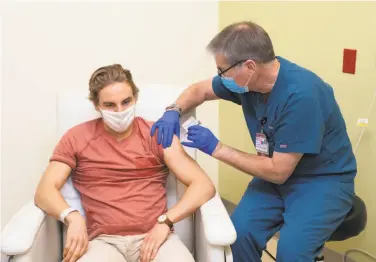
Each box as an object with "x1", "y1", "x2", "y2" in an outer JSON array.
[{"x1": 212, "y1": 56, "x2": 357, "y2": 177}]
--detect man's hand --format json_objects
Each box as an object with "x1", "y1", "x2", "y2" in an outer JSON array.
[
  {"x1": 151, "y1": 110, "x2": 180, "y2": 148},
  {"x1": 140, "y1": 223, "x2": 171, "y2": 262},
  {"x1": 63, "y1": 212, "x2": 89, "y2": 262},
  {"x1": 181, "y1": 125, "x2": 219, "y2": 155}
]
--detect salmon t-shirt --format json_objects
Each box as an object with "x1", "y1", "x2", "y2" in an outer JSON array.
[{"x1": 50, "y1": 117, "x2": 170, "y2": 240}]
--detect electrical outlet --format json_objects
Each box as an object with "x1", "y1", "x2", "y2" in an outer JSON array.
[{"x1": 356, "y1": 118, "x2": 369, "y2": 127}]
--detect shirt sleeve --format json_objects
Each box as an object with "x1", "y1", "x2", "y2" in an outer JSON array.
[
  {"x1": 150, "y1": 133, "x2": 165, "y2": 164},
  {"x1": 142, "y1": 118, "x2": 165, "y2": 163},
  {"x1": 273, "y1": 92, "x2": 325, "y2": 154},
  {"x1": 212, "y1": 75, "x2": 242, "y2": 105},
  {"x1": 49, "y1": 131, "x2": 77, "y2": 169}
]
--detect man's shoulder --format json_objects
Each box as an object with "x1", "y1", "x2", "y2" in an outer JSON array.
[
  {"x1": 63, "y1": 118, "x2": 101, "y2": 140},
  {"x1": 133, "y1": 117, "x2": 166, "y2": 162},
  {"x1": 135, "y1": 116, "x2": 154, "y2": 130},
  {"x1": 133, "y1": 117, "x2": 158, "y2": 143}
]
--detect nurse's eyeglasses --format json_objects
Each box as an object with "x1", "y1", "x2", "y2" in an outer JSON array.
[{"x1": 217, "y1": 60, "x2": 246, "y2": 77}]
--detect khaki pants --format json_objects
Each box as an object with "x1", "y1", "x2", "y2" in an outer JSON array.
[{"x1": 76, "y1": 233, "x2": 194, "y2": 262}]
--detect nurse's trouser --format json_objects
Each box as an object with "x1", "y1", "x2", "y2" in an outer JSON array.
[{"x1": 230, "y1": 174, "x2": 355, "y2": 262}]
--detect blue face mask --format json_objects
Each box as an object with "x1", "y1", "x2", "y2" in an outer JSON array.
[
  {"x1": 221, "y1": 72, "x2": 254, "y2": 94},
  {"x1": 221, "y1": 76, "x2": 250, "y2": 94}
]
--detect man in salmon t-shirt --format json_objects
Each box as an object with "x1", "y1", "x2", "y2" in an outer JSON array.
[{"x1": 34, "y1": 64, "x2": 216, "y2": 262}]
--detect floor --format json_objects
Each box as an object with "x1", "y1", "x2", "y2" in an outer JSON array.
[
  {"x1": 262, "y1": 238, "x2": 278, "y2": 262},
  {"x1": 260, "y1": 238, "x2": 355, "y2": 262}
]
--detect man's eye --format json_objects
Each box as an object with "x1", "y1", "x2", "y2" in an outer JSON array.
[{"x1": 122, "y1": 100, "x2": 129, "y2": 105}]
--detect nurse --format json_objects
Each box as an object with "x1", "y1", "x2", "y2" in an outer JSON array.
[{"x1": 151, "y1": 21, "x2": 357, "y2": 261}]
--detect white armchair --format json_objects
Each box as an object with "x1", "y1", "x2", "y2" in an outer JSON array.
[{"x1": 1, "y1": 85, "x2": 236, "y2": 262}]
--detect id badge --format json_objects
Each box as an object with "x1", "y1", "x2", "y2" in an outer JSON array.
[{"x1": 256, "y1": 132, "x2": 269, "y2": 156}]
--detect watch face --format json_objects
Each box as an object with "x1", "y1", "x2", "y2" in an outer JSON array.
[{"x1": 158, "y1": 214, "x2": 167, "y2": 223}]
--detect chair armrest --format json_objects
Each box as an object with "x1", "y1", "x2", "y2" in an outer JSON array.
[
  {"x1": 199, "y1": 193, "x2": 237, "y2": 246},
  {"x1": 1, "y1": 200, "x2": 46, "y2": 255}
]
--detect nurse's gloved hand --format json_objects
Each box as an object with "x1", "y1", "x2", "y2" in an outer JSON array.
[
  {"x1": 151, "y1": 110, "x2": 180, "y2": 148},
  {"x1": 181, "y1": 125, "x2": 219, "y2": 155}
]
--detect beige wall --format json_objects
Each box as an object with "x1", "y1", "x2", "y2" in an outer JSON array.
[
  {"x1": 0, "y1": 2, "x2": 219, "y2": 229},
  {"x1": 218, "y1": 1, "x2": 376, "y2": 256}
]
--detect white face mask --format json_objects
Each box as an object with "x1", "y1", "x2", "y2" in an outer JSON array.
[{"x1": 99, "y1": 104, "x2": 136, "y2": 133}]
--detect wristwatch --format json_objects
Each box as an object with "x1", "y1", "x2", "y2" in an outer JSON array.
[
  {"x1": 60, "y1": 207, "x2": 78, "y2": 224},
  {"x1": 165, "y1": 103, "x2": 182, "y2": 117},
  {"x1": 157, "y1": 214, "x2": 173, "y2": 229}
]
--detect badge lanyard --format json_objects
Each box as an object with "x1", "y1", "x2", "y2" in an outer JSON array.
[
  {"x1": 255, "y1": 116, "x2": 269, "y2": 157},
  {"x1": 260, "y1": 117, "x2": 267, "y2": 134},
  {"x1": 255, "y1": 66, "x2": 277, "y2": 157}
]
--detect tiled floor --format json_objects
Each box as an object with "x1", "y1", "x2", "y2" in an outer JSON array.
[
  {"x1": 262, "y1": 238, "x2": 278, "y2": 262},
  {"x1": 260, "y1": 237, "x2": 350, "y2": 262}
]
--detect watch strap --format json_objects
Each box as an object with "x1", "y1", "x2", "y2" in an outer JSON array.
[
  {"x1": 60, "y1": 207, "x2": 78, "y2": 224},
  {"x1": 165, "y1": 103, "x2": 182, "y2": 117},
  {"x1": 164, "y1": 216, "x2": 173, "y2": 229}
]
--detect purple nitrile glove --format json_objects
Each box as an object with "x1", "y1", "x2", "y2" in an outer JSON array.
[
  {"x1": 181, "y1": 125, "x2": 219, "y2": 155},
  {"x1": 150, "y1": 110, "x2": 180, "y2": 148}
]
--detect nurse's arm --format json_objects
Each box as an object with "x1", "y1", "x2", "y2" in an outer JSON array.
[
  {"x1": 212, "y1": 143, "x2": 303, "y2": 184},
  {"x1": 175, "y1": 78, "x2": 219, "y2": 114}
]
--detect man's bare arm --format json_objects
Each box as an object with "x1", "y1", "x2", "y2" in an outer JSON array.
[
  {"x1": 175, "y1": 78, "x2": 219, "y2": 114},
  {"x1": 34, "y1": 161, "x2": 73, "y2": 220},
  {"x1": 163, "y1": 136, "x2": 216, "y2": 223},
  {"x1": 35, "y1": 161, "x2": 88, "y2": 261}
]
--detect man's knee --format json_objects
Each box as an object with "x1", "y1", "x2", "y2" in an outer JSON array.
[
  {"x1": 231, "y1": 212, "x2": 260, "y2": 247},
  {"x1": 230, "y1": 214, "x2": 266, "y2": 261},
  {"x1": 231, "y1": 209, "x2": 252, "y2": 239}
]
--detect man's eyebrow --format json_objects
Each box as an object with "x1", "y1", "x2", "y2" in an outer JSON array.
[
  {"x1": 102, "y1": 96, "x2": 132, "y2": 104},
  {"x1": 122, "y1": 97, "x2": 132, "y2": 102}
]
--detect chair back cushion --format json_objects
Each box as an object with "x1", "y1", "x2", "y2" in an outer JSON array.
[{"x1": 57, "y1": 85, "x2": 195, "y2": 252}]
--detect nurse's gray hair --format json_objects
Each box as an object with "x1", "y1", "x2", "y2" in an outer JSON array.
[{"x1": 207, "y1": 21, "x2": 275, "y2": 65}]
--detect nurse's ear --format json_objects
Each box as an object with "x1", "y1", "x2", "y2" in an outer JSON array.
[{"x1": 244, "y1": 59, "x2": 257, "y2": 73}]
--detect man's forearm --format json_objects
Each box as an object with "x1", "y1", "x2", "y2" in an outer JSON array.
[
  {"x1": 166, "y1": 181, "x2": 215, "y2": 223},
  {"x1": 34, "y1": 187, "x2": 72, "y2": 221},
  {"x1": 175, "y1": 84, "x2": 206, "y2": 114},
  {"x1": 212, "y1": 143, "x2": 285, "y2": 184}
]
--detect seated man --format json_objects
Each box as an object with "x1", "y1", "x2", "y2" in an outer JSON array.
[{"x1": 34, "y1": 64, "x2": 216, "y2": 262}]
